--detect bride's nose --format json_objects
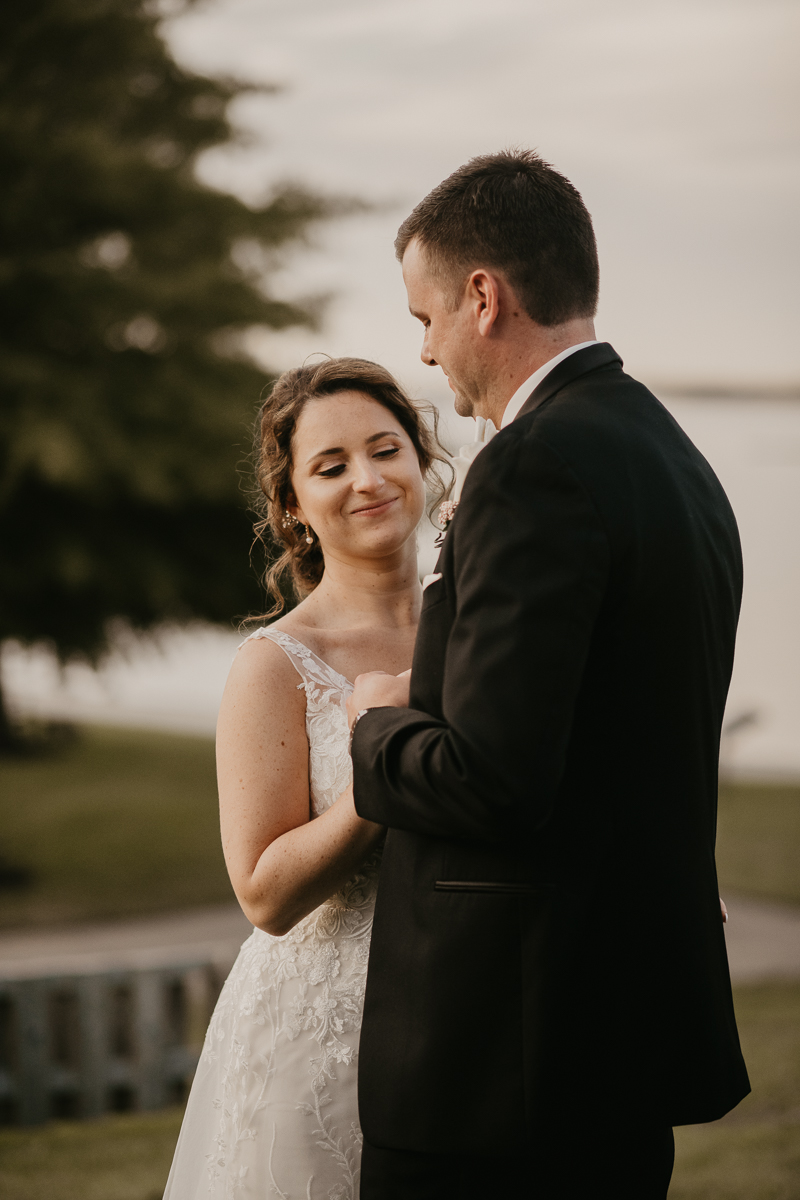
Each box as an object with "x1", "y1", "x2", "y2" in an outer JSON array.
[{"x1": 351, "y1": 457, "x2": 384, "y2": 493}]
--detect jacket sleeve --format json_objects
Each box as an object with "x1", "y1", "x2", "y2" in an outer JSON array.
[{"x1": 351, "y1": 429, "x2": 610, "y2": 843}]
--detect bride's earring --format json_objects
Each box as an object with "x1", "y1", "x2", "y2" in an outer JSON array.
[
  {"x1": 303, "y1": 523, "x2": 314, "y2": 545},
  {"x1": 281, "y1": 510, "x2": 297, "y2": 530}
]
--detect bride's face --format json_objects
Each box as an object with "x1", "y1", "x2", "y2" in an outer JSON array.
[{"x1": 289, "y1": 390, "x2": 426, "y2": 565}]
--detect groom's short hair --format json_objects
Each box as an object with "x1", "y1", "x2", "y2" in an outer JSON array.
[{"x1": 396, "y1": 149, "x2": 599, "y2": 327}]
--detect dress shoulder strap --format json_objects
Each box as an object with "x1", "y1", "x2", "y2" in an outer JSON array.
[{"x1": 240, "y1": 628, "x2": 352, "y2": 699}]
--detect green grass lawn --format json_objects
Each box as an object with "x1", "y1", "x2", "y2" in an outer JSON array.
[
  {"x1": 671, "y1": 982, "x2": 800, "y2": 1200},
  {"x1": 717, "y1": 780, "x2": 800, "y2": 906},
  {"x1": 0, "y1": 725, "x2": 233, "y2": 929},
  {"x1": 0, "y1": 1106, "x2": 184, "y2": 1200},
  {"x1": 0, "y1": 982, "x2": 797, "y2": 1199}
]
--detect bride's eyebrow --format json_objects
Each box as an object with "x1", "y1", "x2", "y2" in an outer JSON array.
[
  {"x1": 307, "y1": 445, "x2": 344, "y2": 464},
  {"x1": 365, "y1": 431, "x2": 400, "y2": 444},
  {"x1": 306, "y1": 432, "x2": 400, "y2": 465}
]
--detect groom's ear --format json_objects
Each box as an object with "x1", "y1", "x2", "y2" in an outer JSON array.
[{"x1": 467, "y1": 269, "x2": 502, "y2": 337}]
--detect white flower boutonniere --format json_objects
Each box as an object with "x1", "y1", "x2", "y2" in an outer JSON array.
[{"x1": 435, "y1": 417, "x2": 498, "y2": 544}]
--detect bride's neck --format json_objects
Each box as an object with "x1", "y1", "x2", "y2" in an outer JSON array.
[{"x1": 301, "y1": 544, "x2": 421, "y2": 631}]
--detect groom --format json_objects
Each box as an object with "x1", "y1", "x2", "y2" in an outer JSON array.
[{"x1": 347, "y1": 150, "x2": 750, "y2": 1199}]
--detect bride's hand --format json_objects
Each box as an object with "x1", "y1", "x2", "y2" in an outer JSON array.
[{"x1": 347, "y1": 669, "x2": 411, "y2": 728}]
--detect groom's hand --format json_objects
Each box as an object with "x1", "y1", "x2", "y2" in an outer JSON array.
[{"x1": 347, "y1": 669, "x2": 411, "y2": 729}]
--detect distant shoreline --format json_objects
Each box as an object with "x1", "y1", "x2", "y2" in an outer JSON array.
[{"x1": 649, "y1": 383, "x2": 800, "y2": 400}]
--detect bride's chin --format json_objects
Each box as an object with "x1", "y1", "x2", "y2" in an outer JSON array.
[
  {"x1": 350, "y1": 531, "x2": 417, "y2": 561},
  {"x1": 350, "y1": 516, "x2": 416, "y2": 545},
  {"x1": 322, "y1": 533, "x2": 409, "y2": 563}
]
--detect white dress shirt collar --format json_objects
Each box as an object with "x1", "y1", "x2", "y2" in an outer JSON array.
[{"x1": 499, "y1": 340, "x2": 599, "y2": 429}]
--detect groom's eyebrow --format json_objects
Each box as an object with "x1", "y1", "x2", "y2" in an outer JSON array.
[{"x1": 306, "y1": 432, "x2": 399, "y2": 464}]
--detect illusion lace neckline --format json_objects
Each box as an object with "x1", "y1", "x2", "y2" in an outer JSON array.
[{"x1": 251, "y1": 627, "x2": 354, "y2": 689}]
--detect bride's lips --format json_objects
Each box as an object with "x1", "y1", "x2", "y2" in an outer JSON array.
[{"x1": 350, "y1": 496, "x2": 399, "y2": 517}]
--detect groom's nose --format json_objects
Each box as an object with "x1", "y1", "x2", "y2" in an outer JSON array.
[{"x1": 421, "y1": 330, "x2": 437, "y2": 367}]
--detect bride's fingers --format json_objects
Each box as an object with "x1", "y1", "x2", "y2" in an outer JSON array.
[
  {"x1": 720, "y1": 898, "x2": 728, "y2": 924},
  {"x1": 397, "y1": 669, "x2": 412, "y2": 678}
]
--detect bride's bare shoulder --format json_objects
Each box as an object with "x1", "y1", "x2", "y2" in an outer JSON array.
[
  {"x1": 223, "y1": 628, "x2": 306, "y2": 708},
  {"x1": 217, "y1": 637, "x2": 306, "y2": 756}
]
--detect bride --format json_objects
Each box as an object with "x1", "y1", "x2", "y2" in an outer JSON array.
[{"x1": 164, "y1": 357, "x2": 445, "y2": 1200}]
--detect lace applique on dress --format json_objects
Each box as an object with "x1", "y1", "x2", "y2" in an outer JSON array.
[{"x1": 163, "y1": 629, "x2": 380, "y2": 1200}]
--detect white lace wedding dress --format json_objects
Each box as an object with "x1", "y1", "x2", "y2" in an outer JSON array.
[{"x1": 163, "y1": 629, "x2": 379, "y2": 1200}]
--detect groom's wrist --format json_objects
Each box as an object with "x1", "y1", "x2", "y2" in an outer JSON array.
[{"x1": 348, "y1": 708, "x2": 370, "y2": 752}]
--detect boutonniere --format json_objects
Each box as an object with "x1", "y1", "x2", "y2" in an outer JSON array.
[
  {"x1": 434, "y1": 418, "x2": 498, "y2": 547},
  {"x1": 434, "y1": 499, "x2": 459, "y2": 547}
]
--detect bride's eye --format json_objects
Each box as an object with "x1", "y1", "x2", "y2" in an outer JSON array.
[
  {"x1": 374, "y1": 446, "x2": 400, "y2": 459},
  {"x1": 318, "y1": 463, "x2": 346, "y2": 478}
]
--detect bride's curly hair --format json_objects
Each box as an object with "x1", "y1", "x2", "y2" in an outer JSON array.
[{"x1": 252, "y1": 356, "x2": 451, "y2": 618}]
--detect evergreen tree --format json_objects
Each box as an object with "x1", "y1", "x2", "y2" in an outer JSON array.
[{"x1": 0, "y1": 0, "x2": 333, "y2": 744}]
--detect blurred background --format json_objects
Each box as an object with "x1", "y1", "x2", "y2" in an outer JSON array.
[{"x1": 0, "y1": 1, "x2": 798, "y2": 1197}]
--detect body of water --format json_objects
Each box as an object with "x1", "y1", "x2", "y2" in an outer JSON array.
[{"x1": 662, "y1": 394, "x2": 800, "y2": 777}]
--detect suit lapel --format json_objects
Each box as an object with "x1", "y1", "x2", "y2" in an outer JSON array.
[{"x1": 516, "y1": 342, "x2": 623, "y2": 421}]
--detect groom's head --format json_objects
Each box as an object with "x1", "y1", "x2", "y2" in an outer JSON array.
[{"x1": 397, "y1": 149, "x2": 599, "y2": 420}]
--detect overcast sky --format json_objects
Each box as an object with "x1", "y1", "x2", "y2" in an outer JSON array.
[{"x1": 163, "y1": 0, "x2": 799, "y2": 422}]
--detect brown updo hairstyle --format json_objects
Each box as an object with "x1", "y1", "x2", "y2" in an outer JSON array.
[{"x1": 252, "y1": 356, "x2": 450, "y2": 618}]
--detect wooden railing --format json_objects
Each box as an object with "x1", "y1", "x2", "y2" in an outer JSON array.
[{"x1": 0, "y1": 961, "x2": 220, "y2": 1124}]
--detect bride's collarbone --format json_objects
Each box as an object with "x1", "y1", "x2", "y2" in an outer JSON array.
[{"x1": 274, "y1": 618, "x2": 415, "y2": 682}]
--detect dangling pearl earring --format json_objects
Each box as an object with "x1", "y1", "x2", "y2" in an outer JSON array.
[{"x1": 304, "y1": 524, "x2": 313, "y2": 545}]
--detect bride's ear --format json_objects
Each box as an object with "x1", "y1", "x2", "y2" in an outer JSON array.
[{"x1": 285, "y1": 491, "x2": 307, "y2": 527}]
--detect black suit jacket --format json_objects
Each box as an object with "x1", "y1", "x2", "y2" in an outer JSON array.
[{"x1": 352, "y1": 343, "x2": 750, "y2": 1151}]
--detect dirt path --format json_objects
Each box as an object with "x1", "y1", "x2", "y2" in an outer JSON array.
[
  {"x1": 0, "y1": 904, "x2": 252, "y2": 980},
  {"x1": 722, "y1": 893, "x2": 800, "y2": 983},
  {"x1": 0, "y1": 893, "x2": 798, "y2": 983}
]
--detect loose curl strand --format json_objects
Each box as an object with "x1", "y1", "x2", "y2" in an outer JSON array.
[{"x1": 250, "y1": 356, "x2": 451, "y2": 620}]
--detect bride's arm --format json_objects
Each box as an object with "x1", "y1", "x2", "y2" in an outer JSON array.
[{"x1": 217, "y1": 638, "x2": 383, "y2": 936}]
